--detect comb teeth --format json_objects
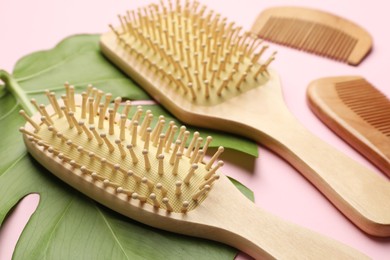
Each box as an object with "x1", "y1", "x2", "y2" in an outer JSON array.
[
  {"x1": 20, "y1": 83, "x2": 225, "y2": 213},
  {"x1": 107, "y1": 0, "x2": 275, "y2": 104},
  {"x1": 336, "y1": 79, "x2": 390, "y2": 136},
  {"x1": 259, "y1": 17, "x2": 357, "y2": 63},
  {"x1": 307, "y1": 76, "x2": 390, "y2": 177},
  {"x1": 251, "y1": 7, "x2": 372, "y2": 65}
]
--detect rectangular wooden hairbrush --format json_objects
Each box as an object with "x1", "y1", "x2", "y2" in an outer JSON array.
[
  {"x1": 307, "y1": 76, "x2": 390, "y2": 177},
  {"x1": 250, "y1": 6, "x2": 372, "y2": 65},
  {"x1": 99, "y1": 0, "x2": 390, "y2": 237},
  {"x1": 18, "y1": 84, "x2": 368, "y2": 259}
]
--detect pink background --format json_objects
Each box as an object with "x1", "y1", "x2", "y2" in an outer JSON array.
[{"x1": 1, "y1": 0, "x2": 389, "y2": 259}]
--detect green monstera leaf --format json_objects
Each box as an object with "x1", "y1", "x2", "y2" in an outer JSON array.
[{"x1": 0, "y1": 34, "x2": 256, "y2": 259}]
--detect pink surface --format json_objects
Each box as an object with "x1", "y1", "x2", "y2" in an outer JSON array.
[{"x1": 0, "y1": 0, "x2": 389, "y2": 259}]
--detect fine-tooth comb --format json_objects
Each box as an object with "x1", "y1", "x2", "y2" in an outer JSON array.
[
  {"x1": 250, "y1": 6, "x2": 373, "y2": 65},
  {"x1": 99, "y1": 0, "x2": 390, "y2": 236},
  {"x1": 19, "y1": 85, "x2": 368, "y2": 259},
  {"x1": 307, "y1": 76, "x2": 390, "y2": 178}
]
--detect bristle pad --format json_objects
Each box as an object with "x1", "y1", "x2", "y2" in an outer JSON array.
[
  {"x1": 110, "y1": 0, "x2": 275, "y2": 104},
  {"x1": 22, "y1": 86, "x2": 223, "y2": 213}
]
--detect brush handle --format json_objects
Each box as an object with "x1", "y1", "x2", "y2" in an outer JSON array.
[
  {"x1": 209, "y1": 177, "x2": 369, "y2": 259},
  {"x1": 244, "y1": 112, "x2": 390, "y2": 237},
  {"x1": 99, "y1": 29, "x2": 388, "y2": 236}
]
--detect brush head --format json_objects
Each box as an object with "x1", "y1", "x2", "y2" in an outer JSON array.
[
  {"x1": 101, "y1": 0, "x2": 276, "y2": 106},
  {"x1": 16, "y1": 77, "x2": 371, "y2": 260},
  {"x1": 250, "y1": 6, "x2": 372, "y2": 65},
  {"x1": 20, "y1": 84, "x2": 225, "y2": 213}
]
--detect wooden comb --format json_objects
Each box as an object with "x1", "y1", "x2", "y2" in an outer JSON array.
[
  {"x1": 250, "y1": 6, "x2": 373, "y2": 65},
  {"x1": 18, "y1": 84, "x2": 368, "y2": 259},
  {"x1": 99, "y1": 0, "x2": 390, "y2": 236},
  {"x1": 307, "y1": 76, "x2": 390, "y2": 177}
]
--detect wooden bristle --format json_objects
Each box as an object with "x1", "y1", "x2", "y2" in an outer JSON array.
[
  {"x1": 120, "y1": 115, "x2": 127, "y2": 141},
  {"x1": 127, "y1": 144, "x2": 139, "y2": 164},
  {"x1": 156, "y1": 134, "x2": 166, "y2": 158},
  {"x1": 181, "y1": 201, "x2": 189, "y2": 213},
  {"x1": 19, "y1": 127, "x2": 41, "y2": 139},
  {"x1": 107, "y1": 0, "x2": 276, "y2": 102},
  {"x1": 113, "y1": 97, "x2": 122, "y2": 118},
  {"x1": 186, "y1": 131, "x2": 200, "y2": 157},
  {"x1": 49, "y1": 92, "x2": 63, "y2": 118},
  {"x1": 81, "y1": 92, "x2": 88, "y2": 119},
  {"x1": 98, "y1": 104, "x2": 105, "y2": 129},
  {"x1": 61, "y1": 106, "x2": 74, "y2": 128},
  {"x1": 156, "y1": 183, "x2": 168, "y2": 197},
  {"x1": 109, "y1": 109, "x2": 115, "y2": 135},
  {"x1": 122, "y1": 100, "x2": 132, "y2": 118},
  {"x1": 149, "y1": 193, "x2": 160, "y2": 208},
  {"x1": 39, "y1": 104, "x2": 53, "y2": 124},
  {"x1": 101, "y1": 133, "x2": 115, "y2": 152},
  {"x1": 41, "y1": 116, "x2": 51, "y2": 129},
  {"x1": 142, "y1": 177, "x2": 154, "y2": 190},
  {"x1": 204, "y1": 160, "x2": 224, "y2": 180},
  {"x1": 115, "y1": 139, "x2": 127, "y2": 158},
  {"x1": 68, "y1": 112, "x2": 82, "y2": 134},
  {"x1": 88, "y1": 98, "x2": 95, "y2": 124},
  {"x1": 30, "y1": 98, "x2": 40, "y2": 111},
  {"x1": 19, "y1": 84, "x2": 225, "y2": 213},
  {"x1": 205, "y1": 146, "x2": 224, "y2": 170},
  {"x1": 79, "y1": 122, "x2": 93, "y2": 140},
  {"x1": 90, "y1": 126, "x2": 104, "y2": 145},
  {"x1": 93, "y1": 91, "x2": 104, "y2": 116},
  {"x1": 19, "y1": 110, "x2": 40, "y2": 132},
  {"x1": 142, "y1": 149, "x2": 151, "y2": 171},
  {"x1": 162, "y1": 197, "x2": 173, "y2": 212},
  {"x1": 192, "y1": 185, "x2": 211, "y2": 201},
  {"x1": 102, "y1": 93, "x2": 113, "y2": 116},
  {"x1": 184, "y1": 164, "x2": 198, "y2": 184},
  {"x1": 199, "y1": 175, "x2": 220, "y2": 189},
  {"x1": 68, "y1": 85, "x2": 76, "y2": 112}
]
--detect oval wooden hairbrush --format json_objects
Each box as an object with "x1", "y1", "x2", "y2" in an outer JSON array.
[
  {"x1": 18, "y1": 85, "x2": 368, "y2": 259},
  {"x1": 99, "y1": 0, "x2": 390, "y2": 236}
]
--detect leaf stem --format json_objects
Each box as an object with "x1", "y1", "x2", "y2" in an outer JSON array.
[{"x1": 0, "y1": 70, "x2": 35, "y2": 115}]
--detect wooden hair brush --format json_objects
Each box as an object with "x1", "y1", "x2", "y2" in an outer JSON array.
[
  {"x1": 18, "y1": 85, "x2": 368, "y2": 259},
  {"x1": 99, "y1": 0, "x2": 390, "y2": 237},
  {"x1": 250, "y1": 6, "x2": 373, "y2": 65},
  {"x1": 307, "y1": 76, "x2": 390, "y2": 177}
]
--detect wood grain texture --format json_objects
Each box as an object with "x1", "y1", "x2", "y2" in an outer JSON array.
[
  {"x1": 21, "y1": 95, "x2": 368, "y2": 259},
  {"x1": 307, "y1": 76, "x2": 390, "y2": 177},
  {"x1": 23, "y1": 93, "x2": 366, "y2": 259},
  {"x1": 100, "y1": 31, "x2": 390, "y2": 237},
  {"x1": 250, "y1": 7, "x2": 372, "y2": 65}
]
